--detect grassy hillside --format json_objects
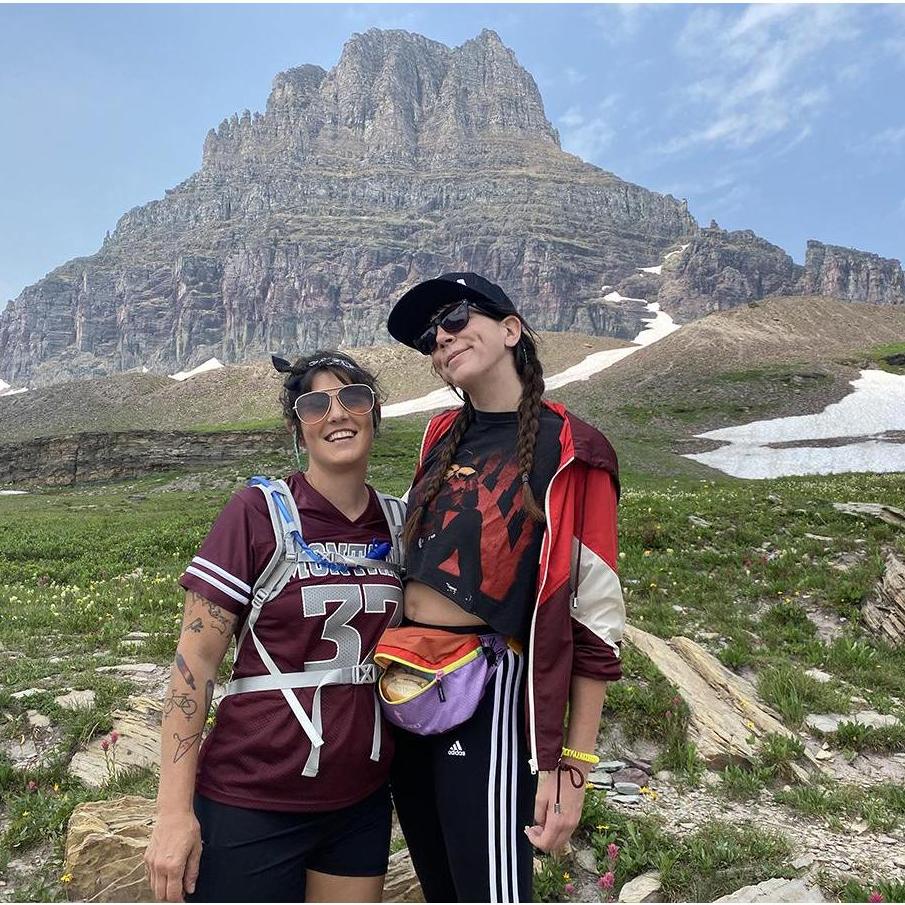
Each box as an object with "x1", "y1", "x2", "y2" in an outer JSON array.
[{"x1": 1, "y1": 423, "x2": 904, "y2": 900}]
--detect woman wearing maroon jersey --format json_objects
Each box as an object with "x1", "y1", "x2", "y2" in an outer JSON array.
[
  {"x1": 386, "y1": 274, "x2": 625, "y2": 903},
  {"x1": 145, "y1": 351, "x2": 404, "y2": 903}
]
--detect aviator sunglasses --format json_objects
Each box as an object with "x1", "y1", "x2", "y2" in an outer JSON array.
[
  {"x1": 415, "y1": 300, "x2": 496, "y2": 355},
  {"x1": 293, "y1": 383, "x2": 376, "y2": 425}
]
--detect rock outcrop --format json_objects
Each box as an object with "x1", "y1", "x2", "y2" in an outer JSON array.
[
  {"x1": 802, "y1": 240, "x2": 905, "y2": 306},
  {"x1": 623, "y1": 625, "x2": 818, "y2": 774},
  {"x1": 0, "y1": 428, "x2": 287, "y2": 486},
  {"x1": 862, "y1": 553, "x2": 905, "y2": 647},
  {"x1": 654, "y1": 228, "x2": 802, "y2": 322},
  {"x1": 0, "y1": 28, "x2": 695, "y2": 387}
]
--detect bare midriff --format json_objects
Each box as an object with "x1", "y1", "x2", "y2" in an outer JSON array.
[{"x1": 404, "y1": 580, "x2": 488, "y2": 627}]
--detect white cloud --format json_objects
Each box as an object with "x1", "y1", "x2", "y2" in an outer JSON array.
[
  {"x1": 663, "y1": 5, "x2": 859, "y2": 155},
  {"x1": 564, "y1": 67, "x2": 586, "y2": 86},
  {"x1": 557, "y1": 98, "x2": 618, "y2": 163},
  {"x1": 587, "y1": 4, "x2": 656, "y2": 43}
]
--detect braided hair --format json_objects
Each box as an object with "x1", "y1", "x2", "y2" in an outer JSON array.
[{"x1": 402, "y1": 320, "x2": 546, "y2": 547}]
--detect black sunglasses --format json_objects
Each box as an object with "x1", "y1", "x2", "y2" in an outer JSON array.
[
  {"x1": 415, "y1": 300, "x2": 494, "y2": 355},
  {"x1": 293, "y1": 383, "x2": 376, "y2": 425}
]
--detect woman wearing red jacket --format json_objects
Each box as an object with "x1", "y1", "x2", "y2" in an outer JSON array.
[{"x1": 385, "y1": 273, "x2": 626, "y2": 903}]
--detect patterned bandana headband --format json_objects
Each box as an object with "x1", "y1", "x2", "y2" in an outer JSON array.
[{"x1": 271, "y1": 354, "x2": 355, "y2": 375}]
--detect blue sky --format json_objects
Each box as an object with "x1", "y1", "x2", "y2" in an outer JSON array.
[{"x1": 1, "y1": 3, "x2": 904, "y2": 311}]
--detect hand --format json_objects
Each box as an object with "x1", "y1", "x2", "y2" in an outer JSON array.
[
  {"x1": 144, "y1": 810, "x2": 203, "y2": 902},
  {"x1": 524, "y1": 766, "x2": 587, "y2": 854}
]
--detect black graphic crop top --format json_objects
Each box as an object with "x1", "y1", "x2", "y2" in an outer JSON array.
[{"x1": 405, "y1": 408, "x2": 563, "y2": 642}]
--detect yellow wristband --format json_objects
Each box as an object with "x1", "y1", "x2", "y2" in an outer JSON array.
[{"x1": 561, "y1": 746, "x2": 599, "y2": 765}]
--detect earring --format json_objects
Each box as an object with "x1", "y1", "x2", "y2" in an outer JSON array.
[{"x1": 292, "y1": 432, "x2": 306, "y2": 471}]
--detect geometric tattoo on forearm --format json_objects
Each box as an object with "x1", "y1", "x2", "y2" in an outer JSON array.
[{"x1": 172, "y1": 730, "x2": 202, "y2": 763}]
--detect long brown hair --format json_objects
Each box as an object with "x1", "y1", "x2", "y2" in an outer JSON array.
[{"x1": 402, "y1": 324, "x2": 546, "y2": 547}]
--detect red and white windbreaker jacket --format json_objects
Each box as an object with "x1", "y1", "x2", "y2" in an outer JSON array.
[{"x1": 416, "y1": 400, "x2": 626, "y2": 772}]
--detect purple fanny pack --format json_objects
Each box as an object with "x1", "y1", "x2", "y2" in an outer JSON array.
[{"x1": 374, "y1": 627, "x2": 507, "y2": 735}]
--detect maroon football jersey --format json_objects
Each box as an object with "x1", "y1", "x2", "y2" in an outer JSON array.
[{"x1": 179, "y1": 473, "x2": 403, "y2": 812}]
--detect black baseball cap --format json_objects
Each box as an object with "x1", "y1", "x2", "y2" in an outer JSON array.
[{"x1": 387, "y1": 272, "x2": 519, "y2": 349}]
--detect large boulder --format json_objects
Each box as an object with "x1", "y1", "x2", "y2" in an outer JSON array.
[
  {"x1": 624, "y1": 626, "x2": 819, "y2": 774},
  {"x1": 64, "y1": 796, "x2": 155, "y2": 902},
  {"x1": 64, "y1": 795, "x2": 423, "y2": 902}
]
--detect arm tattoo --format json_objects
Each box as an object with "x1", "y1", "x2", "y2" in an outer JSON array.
[
  {"x1": 204, "y1": 600, "x2": 230, "y2": 635},
  {"x1": 164, "y1": 690, "x2": 198, "y2": 720},
  {"x1": 204, "y1": 679, "x2": 214, "y2": 716},
  {"x1": 173, "y1": 730, "x2": 202, "y2": 763},
  {"x1": 174, "y1": 652, "x2": 197, "y2": 690},
  {"x1": 183, "y1": 617, "x2": 203, "y2": 634}
]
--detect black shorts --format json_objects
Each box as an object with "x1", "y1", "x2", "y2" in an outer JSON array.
[{"x1": 187, "y1": 784, "x2": 392, "y2": 903}]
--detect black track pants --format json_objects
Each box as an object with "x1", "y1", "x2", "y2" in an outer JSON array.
[{"x1": 391, "y1": 648, "x2": 537, "y2": 903}]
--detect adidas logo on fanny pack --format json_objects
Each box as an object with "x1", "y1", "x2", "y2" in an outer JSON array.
[{"x1": 447, "y1": 740, "x2": 466, "y2": 757}]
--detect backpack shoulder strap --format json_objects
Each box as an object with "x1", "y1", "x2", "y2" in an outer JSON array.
[
  {"x1": 245, "y1": 476, "x2": 300, "y2": 608},
  {"x1": 375, "y1": 491, "x2": 406, "y2": 570}
]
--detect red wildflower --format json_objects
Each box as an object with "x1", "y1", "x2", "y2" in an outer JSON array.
[{"x1": 598, "y1": 872, "x2": 615, "y2": 890}]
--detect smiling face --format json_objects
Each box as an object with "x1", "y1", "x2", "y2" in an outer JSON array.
[
  {"x1": 297, "y1": 370, "x2": 376, "y2": 472},
  {"x1": 430, "y1": 306, "x2": 523, "y2": 395}
]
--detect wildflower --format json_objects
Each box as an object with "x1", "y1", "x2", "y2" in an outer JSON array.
[
  {"x1": 744, "y1": 720, "x2": 756, "y2": 730},
  {"x1": 598, "y1": 872, "x2": 615, "y2": 890},
  {"x1": 596, "y1": 824, "x2": 609, "y2": 831},
  {"x1": 564, "y1": 883, "x2": 576, "y2": 895},
  {"x1": 868, "y1": 893, "x2": 884, "y2": 903},
  {"x1": 26, "y1": 779, "x2": 38, "y2": 793},
  {"x1": 665, "y1": 709, "x2": 672, "y2": 718},
  {"x1": 109, "y1": 731, "x2": 120, "y2": 745},
  {"x1": 53, "y1": 783, "x2": 60, "y2": 793},
  {"x1": 562, "y1": 872, "x2": 571, "y2": 882},
  {"x1": 607, "y1": 843, "x2": 619, "y2": 862},
  {"x1": 101, "y1": 739, "x2": 110, "y2": 752},
  {"x1": 61, "y1": 873, "x2": 73, "y2": 884},
  {"x1": 672, "y1": 695, "x2": 681, "y2": 705}
]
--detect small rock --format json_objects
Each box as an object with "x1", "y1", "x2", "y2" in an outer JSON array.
[
  {"x1": 714, "y1": 877, "x2": 826, "y2": 902},
  {"x1": 608, "y1": 794, "x2": 643, "y2": 804},
  {"x1": 96, "y1": 663, "x2": 159, "y2": 675},
  {"x1": 574, "y1": 846, "x2": 598, "y2": 873},
  {"x1": 878, "y1": 834, "x2": 898, "y2": 845},
  {"x1": 688, "y1": 516, "x2": 711, "y2": 528},
  {"x1": 804, "y1": 533, "x2": 833, "y2": 542},
  {"x1": 55, "y1": 689, "x2": 96, "y2": 710},
  {"x1": 893, "y1": 854, "x2": 905, "y2": 868},
  {"x1": 599, "y1": 760, "x2": 628, "y2": 773},
  {"x1": 653, "y1": 770, "x2": 673, "y2": 783},
  {"x1": 618, "y1": 871, "x2": 662, "y2": 903},
  {"x1": 698, "y1": 631, "x2": 720, "y2": 641},
  {"x1": 791, "y1": 854, "x2": 815, "y2": 870},
  {"x1": 614, "y1": 781, "x2": 642, "y2": 795},
  {"x1": 804, "y1": 713, "x2": 845, "y2": 734},
  {"x1": 850, "y1": 820, "x2": 868, "y2": 834},
  {"x1": 26, "y1": 710, "x2": 51, "y2": 729},
  {"x1": 124, "y1": 632, "x2": 150, "y2": 641},
  {"x1": 853, "y1": 710, "x2": 901, "y2": 729},
  {"x1": 612, "y1": 768, "x2": 649, "y2": 787},
  {"x1": 587, "y1": 769, "x2": 614, "y2": 788},
  {"x1": 814, "y1": 749, "x2": 835, "y2": 761},
  {"x1": 804, "y1": 668, "x2": 833, "y2": 684},
  {"x1": 10, "y1": 688, "x2": 44, "y2": 700}
]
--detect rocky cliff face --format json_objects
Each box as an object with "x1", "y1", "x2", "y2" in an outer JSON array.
[
  {"x1": 653, "y1": 228, "x2": 803, "y2": 322},
  {"x1": 800, "y1": 241, "x2": 905, "y2": 305},
  {"x1": 634, "y1": 229, "x2": 904, "y2": 322},
  {"x1": 0, "y1": 28, "x2": 696, "y2": 386}
]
